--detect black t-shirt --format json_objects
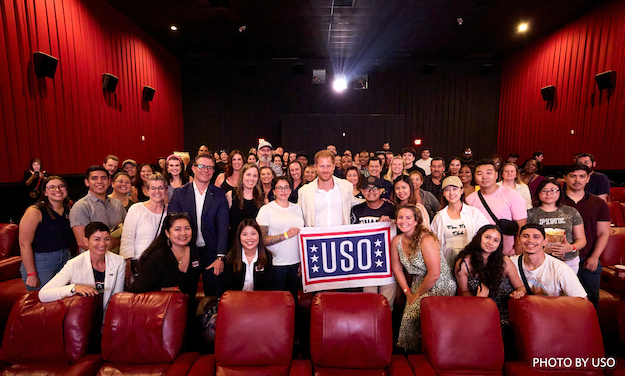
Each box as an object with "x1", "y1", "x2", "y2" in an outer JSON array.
[
  {"x1": 562, "y1": 193, "x2": 610, "y2": 258},
  {"x1": 586, "y1": 172, "x2": 610, "y2": 196},
  {"x1": 93, "y1": 268, "x2": 105, "y2": 292},
  {"x1": 351, "y1": 201, "x2": 396, "y2": 224},
  {"x1": 406, "y1": 165, "x2": 426, "y2": 177}
]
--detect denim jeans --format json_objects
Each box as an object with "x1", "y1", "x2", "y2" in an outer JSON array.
[
  {"x1": 578, "y1": 257, "x2": 601, "y2": 311},
  {"x1": 20, "y1": 248, "x2": 71, "y2": 292}
]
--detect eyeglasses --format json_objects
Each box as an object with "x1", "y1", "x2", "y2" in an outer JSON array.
[
  {"x1": 540, "y1": 188, "x2": 560, "y2": 195},
  {"x1": 46, "y1": 184, "x2": 67, "y2": 191},
  {"x1": 363, "y1": 186, "x2": 380, "y2": 192},
  {"x1": 195, "y1": 164, "x2": 215, "y2": 171},
  {"x1": 149, "y1": 186, "x2": 167, "y2": 191},
  {"x1": 274, "y1": 186, "x2": 291, "y2": 191}
]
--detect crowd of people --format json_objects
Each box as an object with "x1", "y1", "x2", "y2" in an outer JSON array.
[{"x1": 18, "y1": 142, "x2": 611, "y2": 353}]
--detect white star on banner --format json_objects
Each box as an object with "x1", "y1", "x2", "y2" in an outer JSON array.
[
  {"x1": 374, "y1": 239, "x2": 382, "y2": 248},
  {"x1": 311, "y1": 255, "x2": 319, "y2": 263},
  {"x1": 312, "y1": 265, "x2": 320, "y2": 273},
  {"x1": 310, "y1": 245, "x2": 318, "y2": 253},
  {"x1": 374, "y1": 249, "x2": 383, "y2": 257},
  {"x1": 375, "y1": 259, "x2": 384, "y2": 267}
]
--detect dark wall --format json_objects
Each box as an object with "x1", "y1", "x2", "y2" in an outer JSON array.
[{"x1": 182, "y1": 58, "x2": 502, "y2": 160}]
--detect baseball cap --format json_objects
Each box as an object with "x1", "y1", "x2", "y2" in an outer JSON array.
[
  {"x1": 258, "y1": 141, "x2": 273, "y2": 150},
  {"x1": 364, "y1": 176, "x2": 385, "y2": 188},
  {"x1": 122, "y1": 159, "x2": 137, "y2": 167},
  {"x1": 442, "y1": 176, "x2": 462, "y2": 190}
]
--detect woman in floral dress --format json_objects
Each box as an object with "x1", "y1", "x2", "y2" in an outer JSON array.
[{"x1": 390, "y1": 204, "x2": 457, "y2": 352}]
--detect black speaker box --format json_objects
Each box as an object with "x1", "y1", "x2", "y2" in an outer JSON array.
[
  {"x1": 142, "y1": 86, "x2": 155, "y2": 101},
  {"x1": 423, "y1": 64, "x2": 435, "y2": 75},
  {"x1": 102, "y1": 73, "x2": 118, "y2": 92},
  {"x1": 33, "y1": 52, "x2": 58, "y2": 78},
  {"x1": 541, "y1": 85, "x2": 555, "y2": 101},
  {"x1": 596, "y1": 71, "x2": 616, "y2": 90}
]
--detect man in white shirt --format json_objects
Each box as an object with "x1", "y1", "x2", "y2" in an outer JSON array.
[
  {"x1": 415, "y1": 148, "x2": 433, "y2": 176},
  {"x1": 511, "y1": 224, "x2": 587, "y2": 298},
  {"x1": 298, "y1": 150, "x2": 363, "y2": 227}
]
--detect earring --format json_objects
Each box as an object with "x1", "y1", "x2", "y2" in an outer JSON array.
[{"x1": 167, "y1": 238, "x2": 171, "y2": 247}]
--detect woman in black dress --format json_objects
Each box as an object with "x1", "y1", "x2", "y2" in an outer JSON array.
[{"x1": 225, "y1": 164, "x2": 264, "y2": 249}]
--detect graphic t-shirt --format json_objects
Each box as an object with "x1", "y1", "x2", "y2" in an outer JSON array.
[
  {"x1": 442, "y1": 218, "x2": 467, "y2": 266},
  {"x1": 510, "y1": 254, "x2": 587, "y2": 297},
  {"x1": 350, "y1": 202, "x2": 396, "y2": 224},
  {"x1": 527, "y1": 206, "x2": 583, "y2": 244}
]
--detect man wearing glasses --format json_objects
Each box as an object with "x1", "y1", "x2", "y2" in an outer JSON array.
[
  {"x1": 349, "y1": 175, "x2": 396, "y2": 308},
  {"x1": 169, "y1": 154, "x2": 229, "y2": 297},
  {"x1": 562, "y1": 164, "x2": 610, "y2": 311}
]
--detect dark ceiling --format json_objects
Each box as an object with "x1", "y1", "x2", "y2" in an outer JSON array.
[{"x1": 107, "y1": 0, "x2": 606, "y2": 61}]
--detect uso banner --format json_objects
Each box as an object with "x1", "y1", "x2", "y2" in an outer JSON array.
[{"x1": 299, "y1": 222, "x2": 395, "y2": 293}]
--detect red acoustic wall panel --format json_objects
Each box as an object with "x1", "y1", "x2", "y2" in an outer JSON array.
[
  {"x1": 498, "y1": 1, "x2": 625, "y2": 169},
  {"x1": 0, "y1": 0, "x2": 183, "y2": 183}
]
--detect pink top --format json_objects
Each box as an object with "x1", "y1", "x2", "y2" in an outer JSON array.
[{"x1": 466, "y1": 186, "x2": 527, "y2": 254}]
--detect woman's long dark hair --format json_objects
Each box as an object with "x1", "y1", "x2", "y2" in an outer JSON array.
[
  {"x1": 163, "y1": 155, "x2": 190, "y2": 184},
  {"x1": 224, "y1": 150, "x2": 244, "y2": 178},
  {"x1": 532, "y1": 178, "x2": 563, "y2": 208},
  {"x1": 227, "y1": 218, "x2": 271, "y2": 273},
  {"x1": 134, "y1": 163, "x2": 154, "y2": 189},
  {"x1": 234, "y1": 164, "x2": 263, "y2": 210},
  {"x1": 35, "y1": 176, "x2": 70, "y2": 219},
  {"x1": 391, "y1": 175, "x2": 416, "y2": 206},
  {"x1": 286, "y1": 161, "x2": 303, "y2": 188},
  {"x1": 139, "y1": 213, "x2": 191, "y2": 265},
  {"x1": 455, "y1": 225, "x2": 505, "y2": 296}
]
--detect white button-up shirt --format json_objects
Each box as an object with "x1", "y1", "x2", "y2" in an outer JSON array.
[
  {"x1": 193, "y1": 182, "x2": 208, "y2": 247},
  {"x1": 242, "y1": 249, "x2": 259, "y2": 291},
  {"x1": 314, "y1": 181, "x2": 343, "y2": 227}
]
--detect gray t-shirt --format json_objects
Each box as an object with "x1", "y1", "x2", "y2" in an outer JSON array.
[
  {"x1": 527, "y1": 206, "x2": 583, "y2": 262},
  {"x1": 70, "y1": 191, "x2": 126, "y2": 230}
]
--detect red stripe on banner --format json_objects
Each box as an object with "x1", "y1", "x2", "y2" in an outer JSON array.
[{"x1": 305, "y1": 272, "x2": 393, "y2": 285}]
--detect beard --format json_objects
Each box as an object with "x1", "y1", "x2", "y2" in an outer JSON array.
[{"x1": 259, "y1": 155, "x2": 272, "y2": 163}]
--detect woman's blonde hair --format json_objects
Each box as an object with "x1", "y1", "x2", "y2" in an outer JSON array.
[
  {"x1": 384, "y1": 156, "x2": 407, "y2": 182},
  {"x1": 396, "y1": 204, "x2": 437, "y2": 258}
]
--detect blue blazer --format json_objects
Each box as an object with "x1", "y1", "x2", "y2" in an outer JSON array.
[{"x1": 168, "y1": 183, "x2": 229, "y2": 262}]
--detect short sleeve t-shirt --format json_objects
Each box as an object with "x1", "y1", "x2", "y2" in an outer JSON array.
[
  {"x1": 527, "y1": 206, "x2": 583, "y2": 244},
  {"x1": 256, "y1": 201, "x2": 305, "y2": 266},
  {"x1": 562, "y1": 193, "x2": 611, "y2": 258},
  {"x1": 350, "y1": 201, "x2": 396, "y2": 225},
  {"x1": 466, "y1": 186, "x2": 527, "y2": 254},
  {"x1": 510, "y1": 254, "x2": 587, "y2": 297},
  {"x1": 442, "y1": 218, "x2": 467, "y2": 267},
  {"x1": 586, "y1": 172, "x2": 610, "y2": 196}
]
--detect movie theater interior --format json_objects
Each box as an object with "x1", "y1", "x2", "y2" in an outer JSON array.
[{"x1": 1, "y1": 0, "x2": 625, "y2": 374}]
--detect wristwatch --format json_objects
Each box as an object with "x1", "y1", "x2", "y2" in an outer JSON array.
[
  {"x1": 216, "y1": 256, "x2": 225, "y2": 262},
  {"x1": 71, "y1": 285, "x2": 76, "y2": 294}
]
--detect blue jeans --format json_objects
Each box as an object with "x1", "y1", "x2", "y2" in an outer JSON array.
[
  {"x1": 578, "y1": 257, "x2": 601, "y2": 311},
  {"x1": 273, "y1": 263, "x2": 301, "y2": 302},
  {"x1": 20, "y1": 248, "x2": 71, "y2": 292}
]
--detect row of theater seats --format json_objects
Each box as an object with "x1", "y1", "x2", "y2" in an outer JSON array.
[{"x1": 0, "y1": 290, "x2": 620, "y2": 376}]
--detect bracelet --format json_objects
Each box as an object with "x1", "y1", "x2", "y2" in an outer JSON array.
[
  {"x1": 572, "y1": 245, "x2": 577, "y2": 252},
  {"x1": 284, "y1": 232, "x2": 289, "y2": 239},
  {"x1": 403, "y1": 288, "x2": 409, "y2": 294},
  {"x1": 27, "y1": 272, "x2": 37, "y2": 277}
]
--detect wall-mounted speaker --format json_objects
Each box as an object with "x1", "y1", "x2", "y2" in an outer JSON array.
[
  {"x1": 596, "y1": 71, "x2": 616, "y2": 91},
  {"x1": 33, "y1": 52, "x2": 58, "y2": 78},
  {"x1": 102, "y1": 73, "x2": 118, "y2": 92},
  {"x1": 541, "y1": 85, "x2": 555, "y2": 101},
  {"x1": 293, "y1": 63, "x2": 305, "y2": 75},
  {"x1": 423, "y1": 64, "x2": 435, "y2": 75},
  {"x1": 142, "y1": 86, "x2": 155, "y2": 101}
]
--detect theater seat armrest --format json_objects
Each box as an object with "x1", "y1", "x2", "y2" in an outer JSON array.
[
  {"x1": 601, "y1": 270, "x2": 625, "y2": 298},
  {"x1": 0, "y1": 256, "x2": 21, "y2": 282},
  {"x1": 186, "y1": 354, "x2": 216, "y2": 376},
  {"x1": 504, "y1": 361, "x2": 533, "y2": 376},
  {"x1": 407, "y1": 354, "x2": 437, "y2": 376},
  {"x1": 164, "y1": 352, "x2": 200, "y2": 376},
  {"x1": 65, "y1": 354, "x2": 104, "y2": 376},
  {"x1": 289, "y1": 359, "x2": 312, "y2": 376},
  {"x1": 389, "y1": 354, "x2": 415, "y2": 376}
]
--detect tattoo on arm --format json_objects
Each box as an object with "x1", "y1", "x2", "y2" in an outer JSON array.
[{"x1": 260, "y1": 226, "x2": 283, "y2": 246}]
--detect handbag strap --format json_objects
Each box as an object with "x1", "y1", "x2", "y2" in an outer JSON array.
[
  {"x1": 477, "y1": 190, "x2": 499, "y2": 224},
  {"x1": 517, "y1": 255, "x2": 534, "y2": 295}
]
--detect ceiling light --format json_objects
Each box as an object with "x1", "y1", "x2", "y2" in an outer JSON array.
[
  {"x1": 170, "y1": 25, "x2": 178, "y2": 31},
  {"x1": 333, "y1": 77, "x2": 347, "y2": 92},
  {"x1": 518, "y1": 23, "x2": 528, "y2": 32}
]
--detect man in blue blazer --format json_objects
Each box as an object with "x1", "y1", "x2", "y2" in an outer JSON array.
[{"x1": 169, "y1": 154, "x2": 229, "y2": 297}]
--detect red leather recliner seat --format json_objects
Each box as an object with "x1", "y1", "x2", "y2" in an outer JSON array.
[
  {"x1": 0, "y1": 292, "x2": 103, "y2": 375},
  {"x1": 309, "y1": 292, "x2": 413, "y2": 376},
  {"x1": 407, "y1": 296, "x2": 504, "y2": 376},
  {"x1": 187, "y1": 290, "x2": 311, "y2": 376},
  {"x1": 505, "y1": 296, "x2": 605, "y2": 376},
  {"x1": 98, "y1": 292, "x2": 200, "y2": 375}
]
